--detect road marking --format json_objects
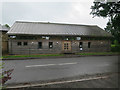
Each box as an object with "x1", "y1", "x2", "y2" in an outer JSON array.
[
  {"x1": 58, "y1": 62, "x2": 77, "y2": 65},
  {"x1": 26, "y1": 64, "x2": 55, "y2": 67},
  {"x1": 7, "y1": 76, "x2": 109, "y2": 89},
  {"x1": 25, "y1": 62, "x2": 77, "y2": 68}
]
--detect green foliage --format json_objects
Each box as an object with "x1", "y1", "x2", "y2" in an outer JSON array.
[
  {"x1": 5, "y1": 24, "x2": 10, "y2": 28},
  {"x1": 114, "y1": 40, "x2": 119, "y2": 45},
  {"x1": 0, "y1": 62, "x2": 13, "y2": 89},
  {"x1": 111, "y1": 44, "x2": 120, "y2": 52},
  {"x1": 0, "y1": 63, "x2": 3, "y2": 89},
  {"x1": 90, "y1": 1, "x2": 120, "y2": 43},
  {"x1": 76, "y1": 52, "x2": 119, "y2": 55},
  {"x1": 3, "y1": 54, "x2": 64, "y2": 59},
  {"x1": 91, "y1": 2, "x2": 120, "y2": 17}
]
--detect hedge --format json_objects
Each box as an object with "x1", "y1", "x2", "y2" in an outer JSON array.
[{"x1": 111, "y1": 45, "x2": 120, "y2": 52}]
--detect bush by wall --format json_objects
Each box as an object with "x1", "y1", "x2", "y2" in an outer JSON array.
[{"x1": 111, "y1": 45, "x2": 120, "y2": 52}]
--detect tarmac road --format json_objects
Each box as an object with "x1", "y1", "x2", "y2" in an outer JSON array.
[{"x1": 3, "y1": 56, "x2": 118, "y2": 85}]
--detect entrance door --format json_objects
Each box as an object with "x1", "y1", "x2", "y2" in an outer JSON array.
[{"x1": 62, "y1": 41, "x2": 71, "y2": 53}]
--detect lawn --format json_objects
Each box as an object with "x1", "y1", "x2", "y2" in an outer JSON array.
[
  {"x1": 76, "y1": 52, "x2": 119, "y2": 56},
  {"x1": 2, "y1": 52, "x2": 119, "y2": 59},
  {"x1": 2, "y1": 54, "x2": 64, "y2": 59}
]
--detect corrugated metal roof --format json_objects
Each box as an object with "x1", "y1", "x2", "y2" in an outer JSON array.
[
  {"x1": 0, "y1": 24, "x2": 9, "y2": 31},
  {"x1": 7, "y1": 21, "x2": 112, "y2": 37}
]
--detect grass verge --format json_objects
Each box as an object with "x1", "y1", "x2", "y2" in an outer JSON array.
[
  {"x1": 2, "y1": 52, "x2": 119, "y2": 59},
  {"x1": 76, "y1": 52, "x2": 119, "y2": 56},
  {"x1": 2, "y1": 54, "x2": 64, "y2": 59}
]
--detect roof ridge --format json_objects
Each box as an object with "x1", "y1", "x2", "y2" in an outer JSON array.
[{"x1": 15, "y1": 21, "x2": 97, "y2": 27}]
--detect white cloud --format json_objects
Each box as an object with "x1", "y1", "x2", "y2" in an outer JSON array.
[
  {"x1": 0, "y1": 2, "x2": 2, "y2": 24},
  {"x1": 55, "y1": 1, "x2": 108, "y2": 29},
  {"x1": 2, "y1": 0, "x2": 95, "y2": 2},
  {"x1": 2, "y1": 1, "x2": 108, "y2": 29}
]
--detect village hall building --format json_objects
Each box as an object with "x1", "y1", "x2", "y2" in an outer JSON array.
[{"x1": 7, "y1": 21, "x2": 112, "y2": 55}]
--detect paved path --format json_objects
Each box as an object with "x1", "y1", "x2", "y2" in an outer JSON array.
[
  {"x1": 3, "y1": 56, "x2": 118, "y2": 85},
  {"x1": 18, "y1": 73, "x2": 119, "y2": 88}
]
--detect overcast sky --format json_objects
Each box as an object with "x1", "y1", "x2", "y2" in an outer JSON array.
[{"x1": 1, "y1": 0, "x2": 108, "y2": 29}]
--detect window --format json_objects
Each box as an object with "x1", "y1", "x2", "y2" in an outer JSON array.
[
  {"x1": 64, "y1": 43, "x2": 69, "y2": 50},
  {"x1": 64, "y1": 37, "x2": 69, "y2": 40},
  {"x1": 16, "y1": 36, "x2": 35, "y2": 40},
  {"x1": 49, "y1": 42, "x2": 53, "y2": 49},
  {"x1": 23, "y1": 42, "x2": 28, "y2": 46},
  {"x1": 46, "y1": 36, "x2": 50, "y2": 40},
  {"x1": 10, "y1": 35, "x2": 16, "y2": 39},
  {"x1": 76, "y1": 37, "x2": 81, "y2": 40},
  {"x1": 17, "y1": 42, "x2": 22, "y2": 46},
  {"x1": 88, "y1": 42, "x2": 91, "y2": 48},
  {"x1": 42, "y1": 36, "x2": 50, "y2": 40},
  {"x1": 79, "y1": 42, "x2": 82, "y2": 48},
  {"x1": 38, "y1": 42, "x2": 42, "y2": 49},
  {"x1": 79, "y1": 42, "x2": 83, "y2": 51}
]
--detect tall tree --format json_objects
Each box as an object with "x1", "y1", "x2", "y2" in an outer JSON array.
[
  {"x1": 5, "y1": 24, "x2": 10, "y2": 28},
  {"x1": 90, "y1": 1, "x2": 120, "y2": 43}
]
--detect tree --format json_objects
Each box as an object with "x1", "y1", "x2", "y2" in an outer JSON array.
[
  {"x1": 5, "y1": 24, "x2": 10, "y2": 28},
  {"x1": 90, "y1": 1, "x2": 120, "y2": 44}
]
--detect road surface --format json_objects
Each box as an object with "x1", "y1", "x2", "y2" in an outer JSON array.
[{"x1": 3, "y1": 56, "x2": 118, "y2": 85}]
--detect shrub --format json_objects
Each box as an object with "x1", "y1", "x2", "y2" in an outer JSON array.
[
  {"x1": 111, "y1": 44, "x2": 120, "y2": 52},
  {"x1": 0, "y1": 63, "x2": 14, "y2": 89}
]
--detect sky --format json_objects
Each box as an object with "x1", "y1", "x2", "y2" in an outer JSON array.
[{"x1": 1, "y1": 0, "x2": 109, "y2": 29}]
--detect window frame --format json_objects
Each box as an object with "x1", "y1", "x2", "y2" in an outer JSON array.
[
  {"x1": 49, "y1": 42, "x2": 53, "y2": 49},
  {"x1": 38, "y1": 42, "x2": 42, "y2": 49},
  {"x1": 79, "y1": 42, "x2": 83, "y2": 48},
  {"x1": 17, "y1": 42, "x2": 22, "y2": 46},
  {"x1": 88, "y1": 42, "x2": 91, "y2": 48},
  {"x1": 23, "y1": 42, "x2": 28, "y2": 46}
]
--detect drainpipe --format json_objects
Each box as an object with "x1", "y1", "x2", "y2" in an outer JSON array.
[
  {"x1": 11, "y1": 39, "x2": 12, "y2": 55},
  {"x1": 29, "y1": 47, "x2": 30, "y2": 55}
]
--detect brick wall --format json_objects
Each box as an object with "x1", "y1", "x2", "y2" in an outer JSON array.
[
  {"x1": 71, "y1": 40, "x2": 111, "y2": 53},
  {"x1": 9, "y1": 38, "x2": 111, "y2": 55},
  {"x1": 9, "y1": 39, "x2": 62, "y2": 55}
]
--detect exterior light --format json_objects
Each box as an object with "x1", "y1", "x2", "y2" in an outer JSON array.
[
  {"x1": 101, "y1": 42, "x2": 103, "y2": 44},
  {"x1": 57, "y1": 42, "x2": 58, "y2": 44}
]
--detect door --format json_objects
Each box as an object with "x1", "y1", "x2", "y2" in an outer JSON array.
[{"x1": 62, "y1": 41, "x2": 71, "y2": 53}]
